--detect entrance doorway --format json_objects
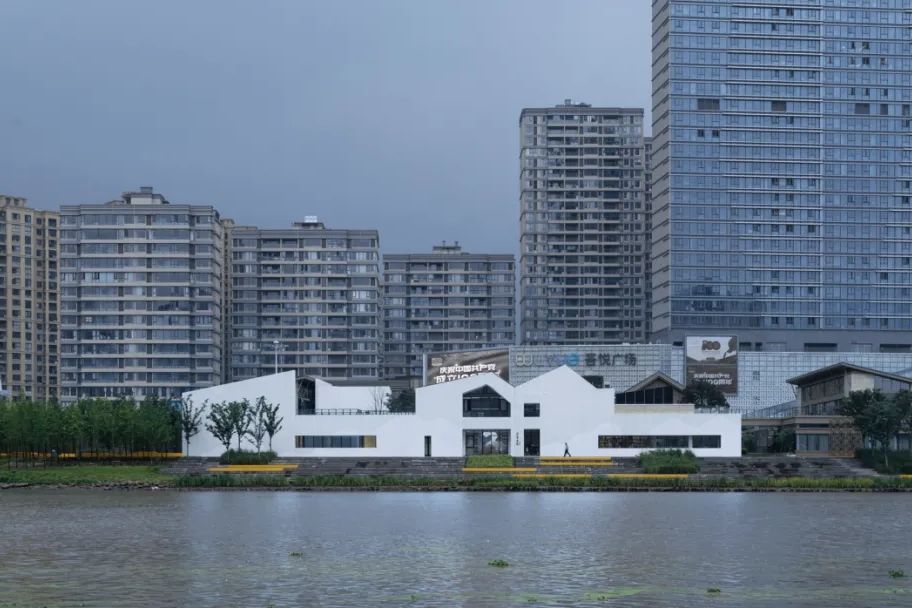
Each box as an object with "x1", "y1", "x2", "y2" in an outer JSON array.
[
  {"x1": 424, "y1": 435, "x2": 432, "y2": 457},
  {"x1": 524, "y1": 429, "x2": 540, "y2": 456}
]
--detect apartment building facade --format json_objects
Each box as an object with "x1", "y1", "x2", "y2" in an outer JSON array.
[
  {"x1": 520, "y1": 101, "x2": 650, "y2": 345},
  {"x1": 228, "y1": 218, "x2": 382, "y2": 383},
  {"x1": 59, "y1": 187, "x2": 225, "y2": 403},
  {"x1": 382, "y1": 243, "x2": 515, "y2": 383},
  {"x1": 0, "y1": 196, "x2": 59, "y2": 400}
]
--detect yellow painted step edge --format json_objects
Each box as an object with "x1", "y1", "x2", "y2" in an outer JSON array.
[
  {"x1": 512, "y1": 474, "x2": 593, "y2": 479},
  {"x1": 462, "y1": 467, "x2": 537, "y2": 473},
  {"x1": 538, "y1": 462, "x2": 613, "y2": 467}
]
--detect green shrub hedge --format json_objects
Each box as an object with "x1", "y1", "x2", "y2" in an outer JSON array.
[
  {"x1": 638, "y1": 449, "x2": 700, "y2": 474},
  {"x1": 856, "y1": 448, "x2": 912, "y2": 474},
  {"x1": 219, "y1": 450, "x2": 277, "y2": 465}
]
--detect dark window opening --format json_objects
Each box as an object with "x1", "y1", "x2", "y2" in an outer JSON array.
[
  {"x1": 463, "y1": 385, "x2": 511, "y2": 417},
  {"x1": 524, "y1": 402, "x2": 540, "y2": 417},
  {"x1": 295, "y1": 435, "x2": 377, "y2": 448}
]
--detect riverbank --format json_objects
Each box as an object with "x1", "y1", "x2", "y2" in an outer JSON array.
[{"x1": 3, "y1": 465, "x2": 912, "y2": 492}]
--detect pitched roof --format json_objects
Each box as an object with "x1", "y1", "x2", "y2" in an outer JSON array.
[
  {"x1": 620, "y1": 372, "x2": 685, "y2": 394},
  {"x1": 786, "y1": 362, "x2": 912, "y2": 386}
]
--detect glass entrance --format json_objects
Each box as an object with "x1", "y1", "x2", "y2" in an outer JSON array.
[
  {"x1": 524, "y1": 429, "x2": 540, "y2": 456},
  {"x1": 464, "y1": 429, "x2": 510, "y2": 456}
]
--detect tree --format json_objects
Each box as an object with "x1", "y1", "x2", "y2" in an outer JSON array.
[
  {"x1": 839, "y1": 389, "x2": 904, "y2": 468},
  {"x1": 894, "y1": 389, "x2": 912, "y2": 455},
  {"x1": 205, "y1": 401, "x2": 234, "y2": 458},
  {"x1": 227, "y1": 399, "x2": 252, "y2": 452},
  {"x1": 370, "y1": 387, "x2": 387, "y2": 412},
  {"x1": 180, "y1": 396, "x2": 205, "y2": 456},
  {"x1": 386, "y1": 388, "x2": 416, "y2": 413},
  {"x1": 769, "y1": 429, "x2": 795, "y2": 454},
  {"x1": 262, "y1": 398, "x2": 283, "y2": 452},
  {"x1": 683, "y1": 380, "x2": 729, "y2": 412},
  {"x1": 247, "y1": 397, "x2": 268, "y2": 454}
]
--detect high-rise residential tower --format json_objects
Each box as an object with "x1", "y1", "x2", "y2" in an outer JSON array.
[
  {"x1": 228, "y1": 218, "x2": 381, "y2": 382},
  {"x1": 382, "y1": 242, "x2": 515, "y2": 384},
  {"x1": 59, "y1": 187, "x2": 225, "y2": 403},
  {"x1": 652, "y1": 0, "x2": 912, "y2": 352},
  {"x1": 0, "y1": 196, "x2": 59, "y2": 400},
  {"x1": 520, "y1": 101, "x2": 650, "y2": 344}
]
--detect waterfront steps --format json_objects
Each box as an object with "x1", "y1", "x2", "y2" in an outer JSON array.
[
  {"x1": 208, "y1": 464, "x2": 298, "y2": 474},
  {"x1": 291, "y1": 457, "x2": 465, "y2": 477}
]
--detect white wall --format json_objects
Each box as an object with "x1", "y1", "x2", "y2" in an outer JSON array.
[
  {"x1": 182, "y1": 367, "x2": 741, "y2": 458},
  {"x1": 182, "y1": 371, "x2": 297, "y2": 457}
]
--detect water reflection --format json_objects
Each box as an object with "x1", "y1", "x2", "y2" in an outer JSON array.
[{"x1": 0, "y1": 491, "x2": 909, "y2": 607}]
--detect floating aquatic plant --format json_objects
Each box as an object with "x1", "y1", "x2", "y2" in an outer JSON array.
[{"x1": 488, "y1": 559, "x2": 509, "y2": 568}]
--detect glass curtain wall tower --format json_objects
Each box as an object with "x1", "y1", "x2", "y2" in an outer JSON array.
[{"x1": 652, "y1": 0, "x2": 912, "y2": 352}]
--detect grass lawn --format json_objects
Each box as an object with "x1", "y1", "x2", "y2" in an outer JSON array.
[{"x1": 0, "y1": 465, "x2": 173, "y2": 485}]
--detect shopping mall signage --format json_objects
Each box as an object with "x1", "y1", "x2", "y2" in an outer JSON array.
[
  {"x1": 511, "y1": 352, "x2": 638, "y2": 368},
  {"x1": 685, "y1": 336, "x2": 738, "y2": 394},
  {"x1": 424, "y1": 349, "x2": 510, "y2": 386}
]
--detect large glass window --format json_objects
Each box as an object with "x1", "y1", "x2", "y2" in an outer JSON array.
[
  {"x1": 692, "y1": 435, "x2": 722, "y2": 448},
  {"x1": 295, "y1": 435, "x2": 377, "y2": 448},
  {"x1": 463, "y1": 385, "x2": 511, "y2": 417},
  {"x1": 464, "y1": 430, "x2": 510, "y2": 456},
  {"x1": 524, "y1": 403, "x2": 540, "y2": 417},
  {"x1": 797, "y1": 434, "x2": 828, "y2": 453}
]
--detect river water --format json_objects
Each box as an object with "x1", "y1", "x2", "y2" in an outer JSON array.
[{"x1": 0, "y1": 490, "x2": 909, "y2": 607}]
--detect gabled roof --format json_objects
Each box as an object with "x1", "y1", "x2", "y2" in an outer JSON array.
[
  {"x1": 620, "y1": 372, "x2": 685, "y2": 394},
  {"x1": 787, "y1": 362, "x2": 912, "y2": 387},
  {"x1": 514, "y1": 365, "x2": 603, "y2": 390},
  {"x1": 417, "y1": 371, "x2": 514, "y2": 396}
]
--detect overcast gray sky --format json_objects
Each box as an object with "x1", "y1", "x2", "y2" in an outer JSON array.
[{"x1": 0, "y1": 0, "x2": 651, "y2": 254}]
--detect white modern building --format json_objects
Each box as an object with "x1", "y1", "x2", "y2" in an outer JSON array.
[{"x1": 184, "y1": 367, "x2": 740, "y2": 458}]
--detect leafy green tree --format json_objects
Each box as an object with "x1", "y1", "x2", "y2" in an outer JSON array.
[
  {"x1": 683, "y1": 380, "x2": 730, "y2": 412},
  {"x1": 894, "y1": 389, "x2": 912, "y2": 455},
  {"x1": 247, "y1": 397, "x2": 268, "y2": 454},
  {"x1": 180, "y1": 396, "x2": 206, "y2": 456},
  {"x1": 262, "y1": 399, "x2": 283, "y2": 452},
  {"x1": 205, "y1": 401, "x2": 235, "y2": 458},
  {"x1": 770, "y1": 429, "x2": 795, "y2": 454},
  {"x1": 227, "y1": 399, "x2": 252, "y2": 452},
  {"x1": 386, "y1": 388, "x2": 416, "y2": 413},
  {"x1": 840, "y1": 389, "x2": 904, "y2": 468}
]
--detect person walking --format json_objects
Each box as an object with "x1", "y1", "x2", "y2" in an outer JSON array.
[{"x1": 563, "y1": 442, "x2": 571, "y2": 458}]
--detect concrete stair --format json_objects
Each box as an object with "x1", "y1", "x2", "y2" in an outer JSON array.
[
  {"x1": 695, "y1": 456, "x2": 877, "y2": 479},
  {"x1": 290, "y1": 457, "x2": 464, "y2": 477},
  {"x1": 159, "y1": 457, "x2": 216, "y2": 476}
]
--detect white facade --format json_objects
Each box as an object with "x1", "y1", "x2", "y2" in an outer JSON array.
[{"x1": 183, "y1": 367, "x2": 741, "y2": 458}]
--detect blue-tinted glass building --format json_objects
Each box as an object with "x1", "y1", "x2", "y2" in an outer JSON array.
[{"x1": 652, "y1": 0, "x2": 912, "y2": 352}]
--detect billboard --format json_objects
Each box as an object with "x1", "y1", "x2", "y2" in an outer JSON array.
[
  {"x1": 685, "y1": 336, "x2": 738, "y2": 394},
  {"x1": 424, "y1": 348, "x2": 510, "y2": 386}
]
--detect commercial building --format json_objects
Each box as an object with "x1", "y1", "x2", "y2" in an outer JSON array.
[
  {"x1": 228, "y1": 218, "x2": 381, "y2": 383},
  {"x1": 520, "y1": 102, "x2": 650, "y2": 345},
  {"x1": 184, "y1": 367, "x2": 741, "y2": 458},
  {"x1": 743, "y1": 362, "x2": 912, "y2": 456},
  {"x1": 382, "y1": 243, "x2": 515, "y2": 384},
  {"x1": 651, "y1": 0, "x2": 912, "y2": 351},
  {"x1": 0, "y1": 195, "x2": 59, "y2": 400},
  {"x1": 503, "y1": 343, "x2": 912, "y2": 414},
  {"x1": 59, "y1": 187, "x2": 225, "y2": 403}
]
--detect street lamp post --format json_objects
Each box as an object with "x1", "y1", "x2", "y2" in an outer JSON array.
[{"x1": 272, "y1": 339, "x2": 281, "y2": 375}]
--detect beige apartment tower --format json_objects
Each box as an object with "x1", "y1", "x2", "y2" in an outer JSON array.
[{"x1": 0, "y1": 195, "x2": 59, "y2": 400}]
